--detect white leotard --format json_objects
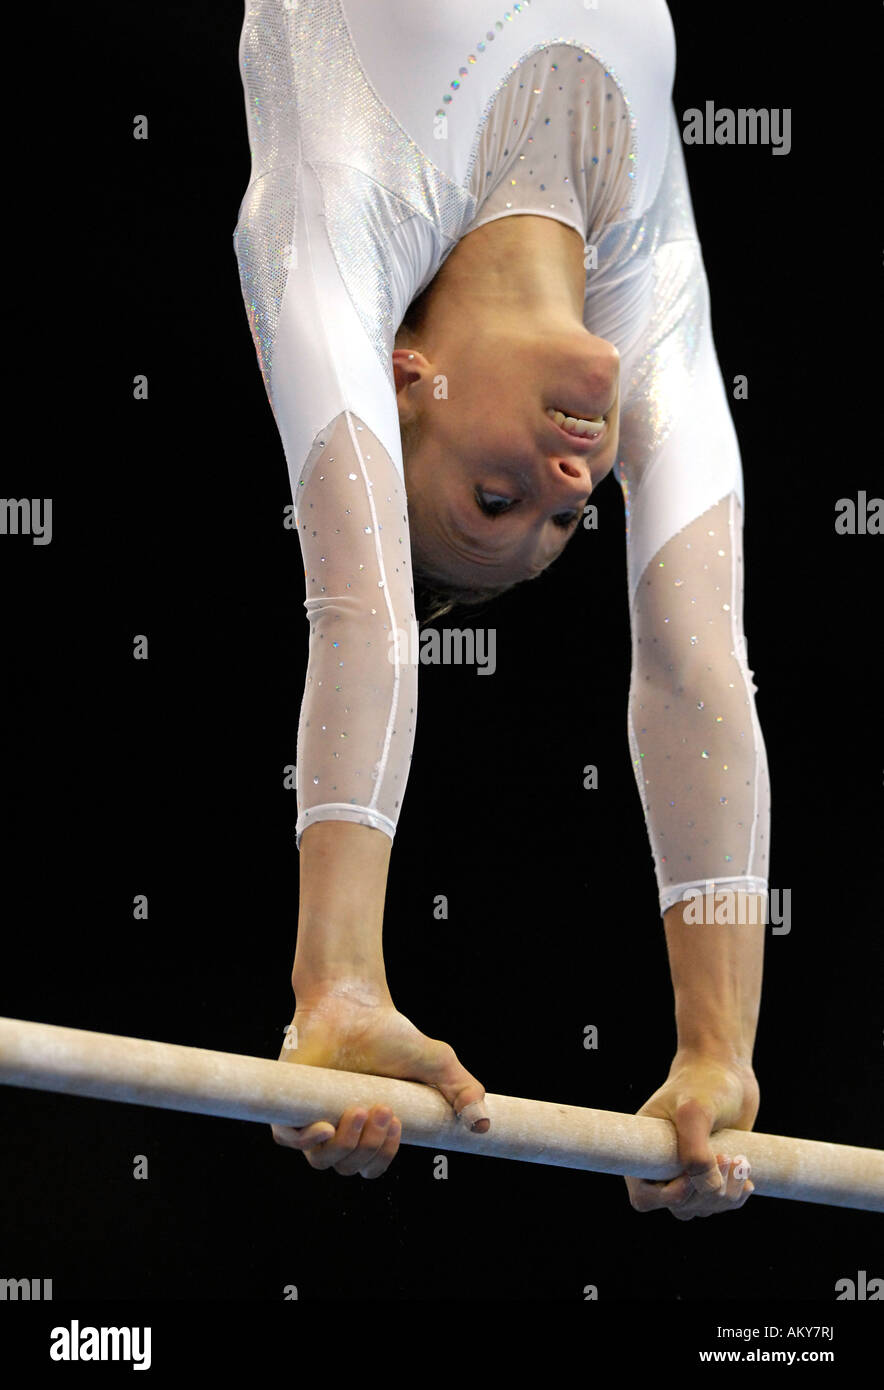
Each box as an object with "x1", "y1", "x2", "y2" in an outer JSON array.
[{"x1": 232, "y1": 0, "x2": 770, "y2": 915}]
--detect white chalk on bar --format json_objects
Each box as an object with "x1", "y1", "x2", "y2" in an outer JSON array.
[{"x1": 0, "y1": 1017, "x2": 881, "y2": 1212}]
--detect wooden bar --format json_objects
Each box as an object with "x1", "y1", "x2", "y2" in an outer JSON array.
[{"x1": 1, "y1": 1017, "x2": 881, "y2": 1210}]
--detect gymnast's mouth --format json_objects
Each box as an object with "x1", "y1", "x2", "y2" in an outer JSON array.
[{"x1": 546, "y1": 407, "x2": 608, "y2": 447}]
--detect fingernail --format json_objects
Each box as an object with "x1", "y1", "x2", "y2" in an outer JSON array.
[
  {"x1": 352, "y1": 1111, "x2": 367, "y2": 1127},
  {"x1": 300, "y1": 1124, "x2": 333, "y2": 1147},
  {"x1": 458, "y1": 1100, "x2": 489, "y2": 1131},
  {"x1": 374, "y1": 1109, "x2": 391, "y2": 1126}
]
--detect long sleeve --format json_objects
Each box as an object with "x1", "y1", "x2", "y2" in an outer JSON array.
[
  {"x1": 586, "y1": 107, "x2": 771, "y2": 917},
  {"x1": 232, "y1": 3, "x2": 428, "y2": 849},
  {"x1": 624, "y1": 492, "x2": 771, "y2": 916},
  {"x1": 233, "y1": 155, "x2": 421, "y2": 845},
  {"x1": 291, "y1": 412, "x2": 419, "y2": 845}
]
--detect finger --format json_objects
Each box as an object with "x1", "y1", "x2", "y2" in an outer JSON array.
[
  {"x1": 302, "y1": 1106, "x2": 371, "y2": 1171},
  {"x1": 626, "y1": 1163, "x2": 725, "y2": 1221},
  {"x1": 676, "y1": 1155, "x2": 728, "y2": 1219},
  {"x1": 669, "y1": 1160, "x2": 731, "y2": 1221},
  {"x1": 713, "y1": 1181, "x2": 754, "y2": 1213},
  {"x1": 625, "y1": 1173, "x2": 694, "y2": 1213},
  {"x1": 418, "y1": 1039, "x2": 491, "y2": 1134},
  {"x1": 271, "y1": 1119, "x2": 337, "y2": 1151},
  {"x1": 719, "y1": 1154, "x2": 754, "y2": 1210},
  {"x1": 680, "y1": 1156, "x2": 755, "y2": 1220},
  {"x1": 724, "y1": 1153, "x2": 749, "y2": 1198},
  {"x1": 697, "y1": 1154, "x2": 752, "y2": 1210},
  {"x1": 626, "y1": 1152, "x2": 755, "y2": 1220},
  {"x1": 334, "y1": 1106, "x2": 396, "y2": 1176},
  {"x1": 357, "y1": 1118, "x2": 403, "y2": 1180}
]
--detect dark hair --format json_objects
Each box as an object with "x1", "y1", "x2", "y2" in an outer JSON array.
[{"x1": 412, "y1": 565, "x2": 517, "y2": 626}]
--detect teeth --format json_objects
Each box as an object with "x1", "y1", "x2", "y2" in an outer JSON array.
[{"x1": 547, "y1": 407, "x2": 606, "y2": 437}]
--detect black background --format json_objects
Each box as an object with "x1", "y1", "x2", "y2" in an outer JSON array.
[{"x1": 1, "y1": 0, "x2": 881, "y2": 1343}]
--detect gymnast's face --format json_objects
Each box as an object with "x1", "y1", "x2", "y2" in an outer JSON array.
[{"x1": 393, "y1": 324, "x2": 620, "y2": 589}]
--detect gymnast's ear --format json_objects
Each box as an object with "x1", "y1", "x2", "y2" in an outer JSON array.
[{"x1": 392, "y1": 348, "x2": 427, "y2": 399}]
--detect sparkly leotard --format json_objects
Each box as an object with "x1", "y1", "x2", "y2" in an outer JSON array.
[{"x1": 232, "y1": 0, "x2": 770, "y2": 916}]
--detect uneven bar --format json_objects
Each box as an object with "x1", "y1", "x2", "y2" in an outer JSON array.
[{"x1": 1, "y1": 1017, "x2": 881, "y2": 1211}]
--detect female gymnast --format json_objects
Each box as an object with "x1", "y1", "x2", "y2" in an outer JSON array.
[{"x1": 232, "y1": 0, "x2": 770, "y2": 1219}]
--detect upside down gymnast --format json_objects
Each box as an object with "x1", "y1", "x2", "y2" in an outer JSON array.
[{"x1": 232, "y1": 0, "x2": 770, "y2": 1218}]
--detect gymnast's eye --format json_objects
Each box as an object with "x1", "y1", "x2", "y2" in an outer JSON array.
[
  {"x1": 475, "y1": 488, "x2": 579, "y2": 528},
  {"x1": 475, "y1": 487, "x2": 515, "y2": 518}
]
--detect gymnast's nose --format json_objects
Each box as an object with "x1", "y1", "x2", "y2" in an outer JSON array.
[{"x1": 545, "y1": 454, "x2": 593, "y2": 503}]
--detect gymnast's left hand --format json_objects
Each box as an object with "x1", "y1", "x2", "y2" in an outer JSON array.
[{"x1": 624, "y1": 1051, "x2": 759, "y2": 1220}]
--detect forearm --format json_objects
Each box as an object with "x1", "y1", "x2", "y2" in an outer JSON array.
[
  {"x1": 663, "y1": 891, "x2": 765, "y2": 1067},
  {"x1": 292, "y1": 820, "x2": 394, "y2": 1001}
]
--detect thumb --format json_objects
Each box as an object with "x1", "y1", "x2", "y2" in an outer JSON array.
[
  {"x1": 673, "y1": 1097, "x2": 722, "y2": 1194},
  {"x1": 416, "y1": 1036, "x2": 491, "y2": 1134}
]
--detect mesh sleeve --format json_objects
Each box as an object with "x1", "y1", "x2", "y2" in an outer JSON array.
[
  {"x1": 589, "y1": 108, "x2": 771, "y2": 918},
  {"x1": 293, "y1": 411, "x2": 419, "y2": 846},
  {"x1": 625, "y1": 491, "x2": 771, "y2": 916},
  {"x1": 231, "y1": 1, "x2": 421, "y2": 851}
]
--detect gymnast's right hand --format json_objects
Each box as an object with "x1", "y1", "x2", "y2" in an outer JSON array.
[{"x1": 270, "y1": 988, "x2": 490, "y2": 1178}]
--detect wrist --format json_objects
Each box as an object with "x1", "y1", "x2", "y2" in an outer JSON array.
[
  {"x1": 673, "y1": 1037, "x2": 755, "y2": 1070},
  {"x1": 294, "y1": 821, "x2": 393, "y2": 1002},
  {"x1": 664, "y1": 894, "x2": 764, "y2": 1074},
  {"x1": 292, "y1": 965, "x2": 393, "y2": 1008},
  {"x1": 673, "y1": 992, "x2": 758, "y2": 1067}
]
